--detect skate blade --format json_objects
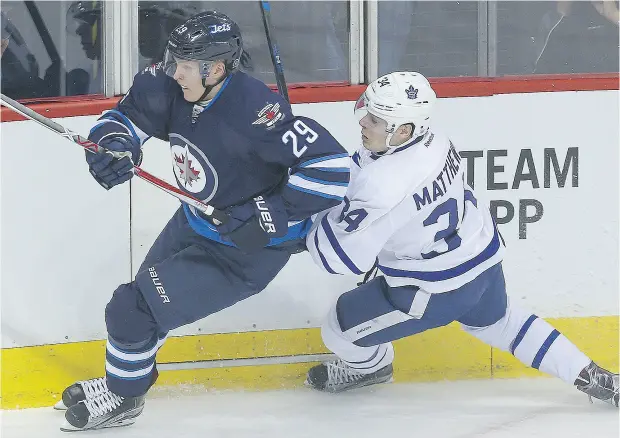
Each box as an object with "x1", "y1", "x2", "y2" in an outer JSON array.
[
  {"x1": 303, "y1": 375, "x2": 394, "y2": 393},
  {"x1": 59, "y1": 418, "x2": 136, "y2": 432},
  {"x1": 53, "y1": 400, "x2": 68, "y2": 410}
]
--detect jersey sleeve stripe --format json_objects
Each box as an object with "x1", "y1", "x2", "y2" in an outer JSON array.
[
  {"x1": 320, "y1": 215, "x2": 364, "y2": 275},
  {"x1": 285, "y1": 183, "x2": 345, "y2": 201},
  {"x1": 299, "y1": 153, "x2": 349, "y2": 168},
  {"x1": 287, "y1": 175, "x2": 347, "y2": 198},
  {"x1": 293, "y1": 173, "x2": 349, "y2": 187},
  {"x1": 297, "y1": 167, "x2": 350, "y2": 185},
  {"x1": 308, "y1": 167, "x2": 350, "y2": 173},
  {"x1": 378, "y1": 226, "x2": 501, "y2": 282},
  {"x1": 313, "y1": 227, "x2": 338, "y2": 274}
]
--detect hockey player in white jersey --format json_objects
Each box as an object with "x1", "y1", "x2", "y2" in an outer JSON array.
[{"x1": 305, "y1": 71, "x2": 618, "y2": 407}]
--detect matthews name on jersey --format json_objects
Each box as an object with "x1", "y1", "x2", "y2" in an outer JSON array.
[
  {"x1": 88, "y1": 63, "x2": 350, "y2": 246},
  {"x1": 307, "y1": 129, "x2": 505, "y2": 293}
]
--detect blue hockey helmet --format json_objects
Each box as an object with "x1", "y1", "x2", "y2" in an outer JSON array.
[{"x1": 163, "y1": 11, "x2": 243, "y2": 79}]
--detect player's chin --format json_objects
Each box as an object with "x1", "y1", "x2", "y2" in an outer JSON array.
[
  {"x1": 181, "y1": 88, "x2": 201, "y2": 103},
  {"x1": 363, "y1": 141, "x2": 381, "y2": 153}
]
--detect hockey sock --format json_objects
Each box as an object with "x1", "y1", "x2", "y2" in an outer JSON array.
[
  {"x1": 461, "y1": 300, "x2": 591, "y2": 384},
  {"x1": 321, "y1": 305, "x2": 394, "y2": 374}
]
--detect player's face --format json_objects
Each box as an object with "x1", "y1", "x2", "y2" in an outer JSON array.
[
  {"x1": 172, "y1": 59, "x2": 206, "y2": 102},
  {"x1": 359, "y1": 113, "x2": 390, "y2": 153}
]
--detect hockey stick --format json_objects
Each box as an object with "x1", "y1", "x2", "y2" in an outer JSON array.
[
  {"x1": 0, "y1": 93, "x2": 229, "y2": 225},
  {"x1": 258, "y1": 1, "x2": 290, "y2": 103},
  {"x1": 24, "y1": 1, "x2": 61, "y2": 62},
  {"x1": 24, "y1": 1, "x2": 63, "y2": 95}
]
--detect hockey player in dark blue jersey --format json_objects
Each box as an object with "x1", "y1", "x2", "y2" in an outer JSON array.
[{"x1": 55, "y1": 11, "x2": 350, "y2": 432}]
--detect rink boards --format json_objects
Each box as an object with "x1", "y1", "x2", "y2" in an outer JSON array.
[
  {"x1": 2, "y1": 316, "x2": 618, "y2": 409},
  {"x1": 1, "y1": 90, "x2": 618, "y2": 409}
]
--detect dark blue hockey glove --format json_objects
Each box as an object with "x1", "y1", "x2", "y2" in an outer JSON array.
[
  {"x1": 217, "y1": 194, "x2": 288, "y2": 254},
  {"x1": 85, "y1": 136, "x2": 142, "y2": 190}
]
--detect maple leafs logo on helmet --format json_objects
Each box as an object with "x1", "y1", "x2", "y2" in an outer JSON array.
[{"x1": 405, "y1": 85, "x2": 418, "y2": 100}]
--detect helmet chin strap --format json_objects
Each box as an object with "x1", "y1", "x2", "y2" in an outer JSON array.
[
  {"x1": 384, "y1": 124, "x2": 396, "y2": 152},
  {"x1": 381, "y1": 122, "x2": 408, "y2": 155},
  {"x1": 381, "y1": 125, "x2": 422, "y2": 156},
  {"x1": 194, "y1": 73, "x2": 228, "y2": 103},
  {"x1": 383, "y1": 121, "x2": 426, "y2": 154}
]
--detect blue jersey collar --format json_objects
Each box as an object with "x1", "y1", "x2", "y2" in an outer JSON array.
[{"x1": 198, "y1": 75, "x2": 233, "y2": 111}]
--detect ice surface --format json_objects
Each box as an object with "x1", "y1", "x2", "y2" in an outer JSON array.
[{"x1": 2, "y1": 378, "x2": 618, "y2": 438}]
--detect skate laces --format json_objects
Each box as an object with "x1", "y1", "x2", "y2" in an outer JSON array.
[
  {"x1": 78, "y1": 377, "x2": 108, "y2": 400},
  {"x1": 579, "y1": 363, "x2": 619, "y2": 404},
  {"x1": 326, "y1": 360, "x2": 363, "y2": 385},
  {"x1": 83, "y1": 390, "x2": 124, "y2": 418}
]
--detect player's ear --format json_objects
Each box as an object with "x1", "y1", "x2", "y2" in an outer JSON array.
[
  {"x1": 398, "y1": 123, "x2": 414, "y2": 138},
  {"x1": 213, "y1": 61, "x2": 226, "y2": 79}
]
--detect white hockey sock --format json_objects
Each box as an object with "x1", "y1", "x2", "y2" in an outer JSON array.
[
  {"x1": 461, "y1": 300, "x2": 591, "y2": 384},
  {"x1": 321, "y1": 305, "x2": 394, "y2": 374}
]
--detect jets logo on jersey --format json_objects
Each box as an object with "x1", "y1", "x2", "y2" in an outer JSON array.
[
  {"x1": 143, "y1": 62, "x2": 162, "y2": 77},
  {"x1": 174, "y1": 151, "x2": 201, "y2": 187},
  {"x1": 169, "y1": 134, "x2": 218, "y2": 201},
  {"x1": 252, "y1": 103, "x2": 284, "y2": 129}
]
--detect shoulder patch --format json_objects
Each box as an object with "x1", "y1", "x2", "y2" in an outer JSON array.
[
  {"x1": 142, "y1": 62, "x2": 163, "y2": 77},
  {"x1": 251, "y1": 102, "x2": 284, "y2": 129}
]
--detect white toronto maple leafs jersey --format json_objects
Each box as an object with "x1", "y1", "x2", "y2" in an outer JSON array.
[{"x1": 306, "y1": 130, "x2": 505, "y2": 293}]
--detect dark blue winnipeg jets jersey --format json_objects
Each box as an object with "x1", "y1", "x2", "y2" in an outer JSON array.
[{"x1": 89, "y1": 64, "x2": 350, "y2": 246}]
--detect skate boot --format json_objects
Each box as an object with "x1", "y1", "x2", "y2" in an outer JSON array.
[
  {"x1": 306, "y1": 359, "x2": 393, "y2": 393},
  {"x1": 60, "y1": 389, "x2": 145, "y2": 432},
  {"x1": 54, "y1": 377, "x2": 108, "y2": 410},
  {"x1": 574, "y1": 361, "x2": 619, "y2": 407}
]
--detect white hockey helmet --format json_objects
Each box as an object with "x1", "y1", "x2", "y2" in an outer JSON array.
[{"x1": 355, "y1": 72, "x2": 437, "y2": 149}]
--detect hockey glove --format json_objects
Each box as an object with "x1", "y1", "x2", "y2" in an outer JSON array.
[
  {"x1": 217, "y1": 194, "x2": 288, "y2": 254},
  {"x1": 85, "y1": 136, "x2": 142, "y2": 190}
]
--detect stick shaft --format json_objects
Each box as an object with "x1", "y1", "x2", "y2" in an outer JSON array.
[{"x1": 0, "y1": 93, "x2": 228, "y2": 224}]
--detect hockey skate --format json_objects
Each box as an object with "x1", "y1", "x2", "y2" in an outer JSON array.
[
  {"x1": 575, "y1": 361, "x2": 619, "y2": 407},
  {"x1": 306, "y1": 359, "x2": 393, "y2": 393},
  {"x1": 54, "y1": 377, "x2": 109, "y2": 410},
  {"x1": 60, "y1": 390, "x2": 145, "y2": 432}
]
